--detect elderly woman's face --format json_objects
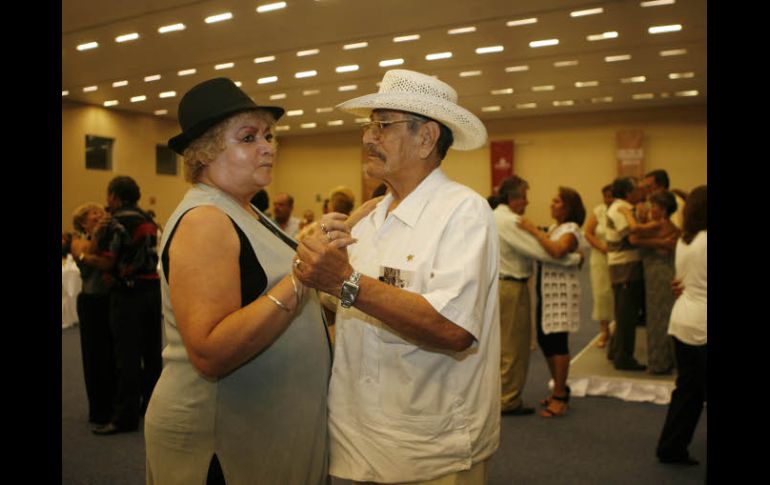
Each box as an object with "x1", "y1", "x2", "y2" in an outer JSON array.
[
  {"x1": 82, "y1": 208, "x2": 105, "y2": 232},
  {"x1": 205, "y1": 111, "x2": 276, "y2": 196}
]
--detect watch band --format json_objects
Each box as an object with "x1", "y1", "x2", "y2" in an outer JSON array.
[{"x1": 339, "y1": 270, "x2": 361, "y2": 308}]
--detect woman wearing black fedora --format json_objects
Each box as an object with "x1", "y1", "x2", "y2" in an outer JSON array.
[{"x1": 143, "y1": 78, "x2": 341, "y2": 485}]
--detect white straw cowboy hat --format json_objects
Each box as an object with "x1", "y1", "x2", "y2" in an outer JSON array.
[{"x1": 336, "y1": 69, "x2": 487, "y2": 151}]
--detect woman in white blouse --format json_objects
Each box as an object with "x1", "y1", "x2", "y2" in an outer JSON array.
[
  {"x1": 518, "y1": 187, "x2": 586, "y2": 418},
  {"x1": 656, "y1": 185, "x2": 707, "y2": 466}
]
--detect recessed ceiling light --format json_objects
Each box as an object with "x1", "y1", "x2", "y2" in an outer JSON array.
[
  {"x1": 234, "y1": 82, "x2": 242, "y2": 87},
  {"x1": 62, "y1": 90, "x2": 69, "y2": 96},
  {"x1": 338, "y1": 85, "x2": 358, "y2": 92},
  {"x1": 113, "y1": 80, "x2": 128, "y2": 87},
  {"x1": 159, "y1": 91, "x2": 176, "y2": 98},
  {"x1": 258, "y1": 76, "x2": 278, "y2": 84},
  {"x1": 649, "y1": 24, "x2": 682, "y2": 34},
  {"x1": 393, "y1": 34, "x2": 420, "y2": 42},
  {"x1": 507, "y1": 18, "x2": 537, "y2": 27},
  {"x1": 178, "y1": 69, "x2": 197, "y2": 76},
  {"x1": 532, "y1": 85, "x2": 555, "y2": 92},
  {"x1": 344, "y1": 42, "x2": 368, "y2": 50},
  {"x1": 621, "y1": 76, "x2": 647, "y2": 83},
  {"x1": 592, "y1": 97, "x2": 614, "y2": 103},
  {"x1": 633, "y1": 93, "x2": 655, "y2": 100},
  {"x1": 448, "y1": 26, "x2": 476, "y2": 35},
  {"x1": 336, "y1": 64, "x2": 359, "y2": 73},
  {"x1": 130, "y1": 95, "x2": 147, "y2": 103},
  {"x1": 460, "y1": 70, "x2": 482, "y2": 77},
  {"x1": 529, "y1": 39, "x2": 559, "y2": 48},
  {"x1": 575, "y1": 81, "x2": 599, "y2": 88},
  {"x1": 641, "y1": 0, "x2": 675, "y2": 6},
  {"x1": 605, "y1": 54, "x2": 631, "y2": 62},
  {"x1": 83, "y1": 86, "x2": 98, "y2": 92},
  {"x1": 154, "y1": 109, "x2": 168, "y2": 115},
  {"x1": 115, "y1": 33, "x2": 139, "y2": 43},
  {"x1": 669, "y1": 72, "x2": 694, "y2": 79},
  {"x1": 660, "y1": 48, "x2": 687, "y2": 56},
  {"x1": 205, "y1": 12, "x2": 233, "y2": 24},
  {"x1": 159, "y1": 23, "x2": 185, "y2": 34},
  {"x1": 675, "y1": 90, "x2": 699, "y2": 97},
  {"x1": 144, "y1": 75, "x2": 161, "y2": 82},
  {"x1": 254, "y1": 55, "x2": 276, "y2": 63},
  {"x1": 587, "y1": 31, "x2": 618, "y2": 41},
  {"x1": 426, "y1": 52, "x2": 452, "y2": 61},
  {"x1": 553, "y1": 100, "x2": 574, "y2": 106},
  {"x1": 505, "y1": 65, "x2": 529, "y2": 72},
  {"x1": 295, "y1": 70, "x2": 318, "y2": 78},
  {"x1": 482, "y1": 106, "x2": 501, "y2": 112},
  {"x1": 301, "y1": 123, "x2": 317, "y2": 129},
  {"x1": 517, "y1": 103, "x2": 537, "y2": 109},
  {"x1": 327, "y1": 120, "x2": 344, "y2": 126},
  {"x1": 215, "y1": 62, "x2": 234, "y2": 70},
  {"x1": 476, "y1": 45, "x2": 504, "y2": 54},
  {"x1": 302, "y1": 90, "x2": 319, "y2": 96},
  {"x1": 270, "y1": 93, "x2": 287, "y2": 100},
  {"x1": 287, "y1": 110, "x2": 304, "y2": 116},
  {"x1": 275, "y1": 125, "x2": 290, "y2": 132},
  {"x1": 256, "y1": 2, "x2": 287, "y2": 13},
  {"x1": 103, "y1": 100, "x2": 119, "y2": 107},
  {"x1": 491, "y1": 88, "x2": 514, "y2": 95},
  {"x1": 297, "y1": 49, "x2": 319, "y2": 57},
  {"x1": 76, "y1": 42, "x2": 98, "y2": 51},
  {"x1": 316, "y1": 107, "x2": 333, "y2": 113},
  {"x1": 571, "y1": 8, "x2": 603, "y2": 17},
  {"x1": 554, "y1": 60, "x2": 578, "y2": 67},
  {"x1": 379, "y1": 58, "x2": 404, "y2": 67}
]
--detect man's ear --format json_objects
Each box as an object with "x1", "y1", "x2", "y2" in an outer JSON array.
[{"x1": 417, "y1": 121, "x2": 440, "y2": 159}]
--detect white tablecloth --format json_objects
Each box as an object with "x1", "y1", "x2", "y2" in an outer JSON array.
[{"x1": 62, "y1": 256, "x2": 81, "y2": 328}]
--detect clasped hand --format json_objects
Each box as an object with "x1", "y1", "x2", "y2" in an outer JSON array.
[{"x1": 293, "y1": 212, "x2": 357, "y2": 296}]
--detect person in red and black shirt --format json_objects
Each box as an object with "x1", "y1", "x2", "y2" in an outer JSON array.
[{"x1": 92, "y1": 175, "x2": 162, "y2": 435}]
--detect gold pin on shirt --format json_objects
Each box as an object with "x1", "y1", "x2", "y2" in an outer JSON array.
[{"x1": 407, "y1": 255, "x2": 414, "y2": 262}]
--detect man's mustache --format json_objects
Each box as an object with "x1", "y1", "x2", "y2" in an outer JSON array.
[{"x1": 365, "y1": 144, "x2": 386, "y2": 161}]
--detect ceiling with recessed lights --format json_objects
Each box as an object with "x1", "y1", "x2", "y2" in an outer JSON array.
[{"x1": 62, "y1": 0, "x2": 706, "y2": 137}]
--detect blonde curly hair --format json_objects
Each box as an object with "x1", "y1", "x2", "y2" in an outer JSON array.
[
  {"x1": 72, "y1": 202, "x2": 106, "y2": 233},
  {"x1": 182, "y1": 109, "x2": 278, "y2": 183}
]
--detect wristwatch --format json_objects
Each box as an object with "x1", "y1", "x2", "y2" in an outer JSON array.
[{"x1": 339, "y1": 270, "x2": 361, "y2": 308}]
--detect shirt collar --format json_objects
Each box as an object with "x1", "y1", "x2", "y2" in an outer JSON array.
[{"x1": 373, "y1": 168, "x2": 446, "y2": 229}]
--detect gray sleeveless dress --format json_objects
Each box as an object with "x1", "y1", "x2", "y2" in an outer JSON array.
[{"x1": 144, "y1": 183, "x2": 331, "y2": 485}]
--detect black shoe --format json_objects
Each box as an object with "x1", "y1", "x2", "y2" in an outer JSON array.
[
  {"x1": 91, "y1": 422, "x2": 137, "y2": 435},
  {"x1": 615, "y1": 361, "x2": 647, "y2": 371},
  {"x1": 658, "y1": 455, "x2": 700, "y2": 466},
  {"x1": 502, "y1": 404, "x2": 535, "y2": 416}
]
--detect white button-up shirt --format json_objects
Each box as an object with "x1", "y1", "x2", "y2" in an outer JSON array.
[
  {"x1": 328, "y1": 168, "x2": 501, "y2": 483},
  {"x1": 493, "y1": 204, "x2": 581, "y2": 279}
]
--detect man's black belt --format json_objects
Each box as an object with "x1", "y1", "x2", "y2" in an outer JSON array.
[{"x1": 499, "y1": 274, "x2": 529, "y2": 283}]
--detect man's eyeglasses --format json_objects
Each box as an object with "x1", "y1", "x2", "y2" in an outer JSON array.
[{"x1": 360, "y1": 119, "x2": 413, "y2": 137}]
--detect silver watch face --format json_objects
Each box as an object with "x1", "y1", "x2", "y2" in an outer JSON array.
[{"x1": 340, "y1": 280, "x2": 359, "y2": 307}]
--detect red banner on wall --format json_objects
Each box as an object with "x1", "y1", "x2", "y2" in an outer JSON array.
[
  {"x1": 616, "y1": 130, "x2": 645, "y2": 178},
  {"x1": 490, "y1": 140, "x2": 514, "y2": 195}
]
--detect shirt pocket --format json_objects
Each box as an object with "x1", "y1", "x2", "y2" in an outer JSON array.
[{"x1": 374, "y1": 256, "x2": 426, "y2": 344}]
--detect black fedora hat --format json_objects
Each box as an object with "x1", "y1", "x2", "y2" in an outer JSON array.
[{"x1": 168, "y1": 77, "x2": 284, "y2": 155}]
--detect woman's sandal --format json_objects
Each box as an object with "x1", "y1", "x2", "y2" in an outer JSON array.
[
  {"x1": 596, "y1": 333, "x2": 609, "y2": 348},
  {"x1": 540, "y1": 395, "x2": 568, "y2": 417},
  {"x1": 539, "y1": 385, "x2": 571, "y2": 407}
]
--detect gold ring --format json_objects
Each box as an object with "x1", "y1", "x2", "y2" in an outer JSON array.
[
  {"x1": 326, "y1": 231, "x2": 333, "y2": 241},
  {"x1": 293, "y1": 259, "x2": 301, "y2": 269},
  {"x1": 320, "y1": 223, "x2": 328, "y2": 233}
]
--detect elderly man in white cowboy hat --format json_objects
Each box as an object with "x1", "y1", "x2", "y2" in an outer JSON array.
[{"x1": 294, "y1": 69, "x2": 501, "y2": 484}]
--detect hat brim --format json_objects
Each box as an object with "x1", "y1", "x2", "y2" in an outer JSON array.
[
  {"x1": 336, "y1": 92, "x2": 487, "y2": 151},
  {"x1": 168, "y1": 105, "x2": 285, "y2": 155}
]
